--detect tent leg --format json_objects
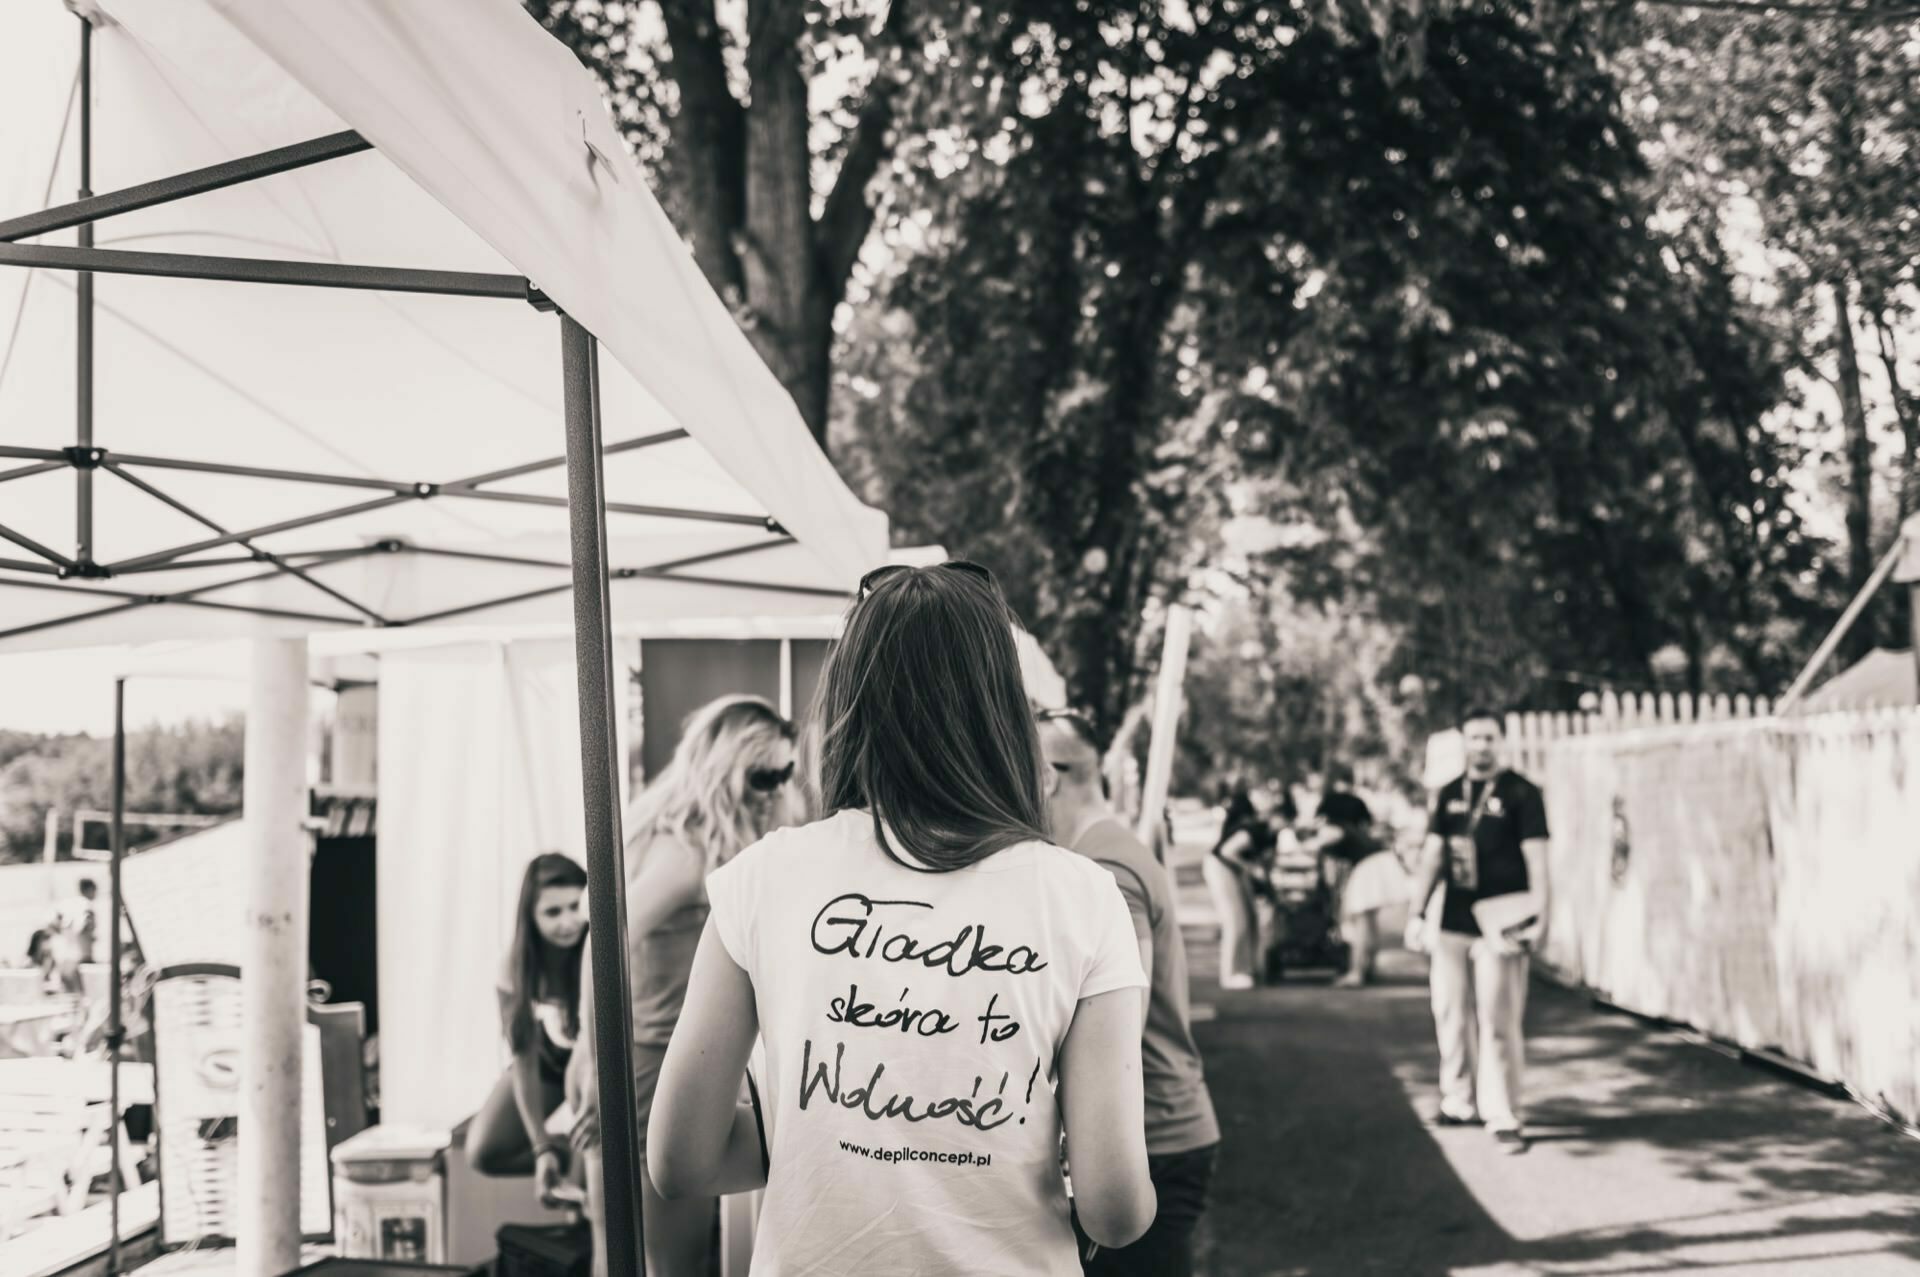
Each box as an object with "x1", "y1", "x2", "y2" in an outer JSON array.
[
  {"x1": 75, "y1": 13, "x2": 95, "y2": 565},
  {"x1": 560, "y1": 314, "x2": 644, "y2": 1276},
  {"x1": 238, "y1": 637, "x2": 310, "y2": 1277},
  {"x1": 108, "y1": 677, "x2": 125, "y2": 1276}
]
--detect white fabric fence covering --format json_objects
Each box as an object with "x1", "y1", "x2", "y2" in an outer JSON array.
[
  {"x1": 376, "y1": 638, "x2": 628, "y2": 1129},
  {"x1": 1537, "y1": 707, "x2": 1920, "y2": 1123}
]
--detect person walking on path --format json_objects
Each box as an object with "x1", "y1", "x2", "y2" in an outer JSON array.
[
  {"x1": 1405, "y1": 708, "x2": 1551, "y2": 1154},
  {"x1": 1040, "y1": 709, "x2": 1221, "y2": 1277},
  {"x1": 1201, "y1": 785, "x2": 1282, "y2": 989},
  {"x1": 1298, "y1": 767, "x2": 1390, "y2": 988}
]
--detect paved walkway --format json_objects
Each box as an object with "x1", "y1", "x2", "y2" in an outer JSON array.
[{"x1": 1179, "y1": 909, "x2": 1920, "y2": 1275}]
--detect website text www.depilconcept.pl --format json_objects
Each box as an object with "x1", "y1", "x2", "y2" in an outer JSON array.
[{"x1": 838, "y1": 1139, "x2": 992, "y2": 1169}]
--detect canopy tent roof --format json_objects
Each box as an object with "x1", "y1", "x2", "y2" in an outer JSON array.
[
  {"x1": 1795, "y1": 647, "x2": 1917, "y2": 714},
  {"x1": 0, "y1": 0, "x2": 890, "y2": 651}
]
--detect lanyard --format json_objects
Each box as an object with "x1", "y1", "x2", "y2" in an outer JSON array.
[{"x1": 1464, "y1": 771, "x2": 1502, "y2": 836}]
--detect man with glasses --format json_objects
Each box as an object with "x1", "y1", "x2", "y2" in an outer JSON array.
[{"x1": 1038, "y1": 709, "x2": 1220, "y2": 1277}]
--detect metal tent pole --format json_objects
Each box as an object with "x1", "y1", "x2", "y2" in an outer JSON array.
[
  {"x1": 76, "y1": 14, "x2": 94, "y2": 567},
  {"x1": 560, "y1": 314, "x2": 644, "y2": 1276},
  {"x1": 108, "y1": 677, "x2": 125, "y2": 1275}
]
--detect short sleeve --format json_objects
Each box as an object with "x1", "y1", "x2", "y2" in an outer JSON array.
[
  {"x1": 1517, "y1": 782, "x2": 1549, "y2": 841},
  {"x1": 1079, "y1": 875, "x2": 1149, "y2": 1001},
  {"x1": 704, "y1": 845, "x2": 759, "y2": 974},
  {"x1": 1095, "y1": 858, "x2": 1157, "y2": 943},
  {"x1": 1426, "y1": 786, "x2": 1449, "y2": 836}
]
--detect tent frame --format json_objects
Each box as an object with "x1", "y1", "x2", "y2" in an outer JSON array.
[
  {"x1": 0, "y1": 88, "x2": 836, "y2": 645},
  {"x1": 0, "y1": 14, "x2": 854, "y2": 1271}
]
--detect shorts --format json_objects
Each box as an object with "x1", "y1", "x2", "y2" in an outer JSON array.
[{"x1": 1341, "y1": 851, "x2": 1409, "y2": 919}]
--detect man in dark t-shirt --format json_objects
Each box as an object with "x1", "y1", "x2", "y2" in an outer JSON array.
[{"x1": 1405, "y1": 708, "x2": 1551, "y2": 1154}]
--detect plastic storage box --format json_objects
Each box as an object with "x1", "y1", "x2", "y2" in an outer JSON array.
[{"x1": 330, "y1": 1125, "x2": 452, "y2": 1264}]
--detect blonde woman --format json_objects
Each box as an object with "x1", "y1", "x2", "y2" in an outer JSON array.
[{"x1": 570, "y1": 695, "x2": 801, "y2": 1277}]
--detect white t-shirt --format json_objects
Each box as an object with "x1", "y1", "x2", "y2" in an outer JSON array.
[{"x1": 707, "y1": 808, "x2": 1148, "y2": 1277}]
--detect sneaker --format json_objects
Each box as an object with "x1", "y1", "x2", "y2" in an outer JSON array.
[
  {"x1": 1434, "y1": 1110, "x2": 1481, "y2": 1128},
  {"x1": 1492, "y1": 1128, "x2": 1530, "y2": 1154},
  {"x1": 1332, "y1": 973, "x2": 1368, "y2": 989},
  {"x1": 1220, "y1": 974, "x2": 1256, "y2": 991}
]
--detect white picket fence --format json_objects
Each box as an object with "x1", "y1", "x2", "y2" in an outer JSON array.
[
  {"x1": 1515, "y1": 698, "x2": 1920, "y2": 1126},
  {"x1": 1502, "y1": 690, "x2": 1774, "y2": 780}
]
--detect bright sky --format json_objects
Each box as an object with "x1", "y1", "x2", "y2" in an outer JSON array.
[{"x1": 1, "y1": 645, "x2": 249, "y2": 736}]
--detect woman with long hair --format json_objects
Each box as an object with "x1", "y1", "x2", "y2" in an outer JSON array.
[
  {"x1": 1201, "y1": 783, "x2": 1284, "y2": 990},
  {"x1": 648, "y1": 562, "x2": 1156, "y2": 1274},
  {"x1": 466, "y1": 852, "x2": 588, "y2": 1206},
  {"x1": 572, "y1": 695, "x2": 801, "y2": 1276}
]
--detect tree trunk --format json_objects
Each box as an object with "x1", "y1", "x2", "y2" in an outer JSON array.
[
  {"x1": 657, "y1": 0, "x2": 746, "y2": 297},
  {"x1": 645, "y1": 0, "x2": 907, "y2": 452},
  {"x1": 1832, "y1": 280, "x2": 1876, "y2": 659},
  {"x1": 1873, "y1": 309, "x2": 1919, "y2": 521},
  {"x1": 740, "y1": 0, "x2": 832, "y2": 443}
]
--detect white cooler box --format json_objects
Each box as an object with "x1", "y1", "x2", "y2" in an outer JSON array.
[{"x1": 331, "y1": 1124, "x2": 450, "y2": 1263}]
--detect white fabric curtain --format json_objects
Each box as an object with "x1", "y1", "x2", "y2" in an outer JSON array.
[{"x1": 376, "y1": 638, "x2": 628, "y2": 1129}]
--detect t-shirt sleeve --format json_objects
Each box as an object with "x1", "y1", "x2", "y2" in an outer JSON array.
[
  {"x1": 1095, "y1": 859, "x2": 1156, "y2": 946},
  {"x1": 1517, "y1": 782, "x2": 1550, "y2": 841},
  {"x1": 704, "y1": 845, "x2": 759, "y2": 974},
  {"x1": 1426, "y1": 786, "x2": 1449, "y2": 836},
  {"x1": 1079, "y1": 874, "x2": 1149, "y2": 1001}
]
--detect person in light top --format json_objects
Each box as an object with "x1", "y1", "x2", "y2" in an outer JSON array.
[{"x1": 649, "y1": 561, "x2": 1156, "y2": 1275}]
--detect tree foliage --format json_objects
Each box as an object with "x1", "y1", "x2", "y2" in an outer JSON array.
[
  {"x1": 844, "y1": 0, "x2": 1828, "y2": 741},
  {"x1": 530, "y1": 0, "x2": 1909, "y2": 780},
  {"x1": 1607, "y1": 5, "x2": 1919, "y2": 654},
  {"x1": 0, "y1": 718, "x2": 244, "y2": 865}
]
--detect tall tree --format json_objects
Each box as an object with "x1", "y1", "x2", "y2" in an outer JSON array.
[
  {"x1": 1610, "y1": 6, "x2": 1920, "y2": 653},
  {"x1": 529, "y1": 0, "x2": 918, "y2": 445},
  {"x1": 845, "y1": 1, "x2": 1811, "y2": 726}
]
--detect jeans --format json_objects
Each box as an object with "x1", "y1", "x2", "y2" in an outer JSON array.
[
  {"x1": 1075, "y1": 1144, "x2": 1217, "y2": 1277},
  {"x1": 1429, "y1": 930, "x2": 1528, "y2": 1130}
]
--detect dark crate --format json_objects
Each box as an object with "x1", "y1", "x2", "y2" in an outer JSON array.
[
  {"x1": 282, "y1": 1262, "x2": 478, "y2": 1276},
  {"x1": 496, "y1": 1222, "x2": 593, "y2": 1277}
]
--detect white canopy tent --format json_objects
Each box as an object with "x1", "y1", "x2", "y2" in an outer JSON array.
[
  {"x1": 0, "y1": 0, "x2": 886, "y2": 648},
  {"x1": 0, "y1": 2, "x2": 893, "y2": 1272}
]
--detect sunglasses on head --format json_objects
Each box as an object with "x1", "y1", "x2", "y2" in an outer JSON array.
[
  {"x1": 857, "y1": 559, "x2": 997, "y2": 602},
  {"x1": 746, "y1": 761, "x2": 795, "y2": 793},
  {"x1": 1036, "y1": 707, "x2": 1103, "y2": 752}
]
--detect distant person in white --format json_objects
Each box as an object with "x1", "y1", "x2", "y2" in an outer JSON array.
[{"x1": 1404, "y1": 707, "x2": 1551, "y2": 1154}]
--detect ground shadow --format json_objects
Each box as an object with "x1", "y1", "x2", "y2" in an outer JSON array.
[{"x1": 1193, "y1": 935, "x2": 1920, "y2": 1276}]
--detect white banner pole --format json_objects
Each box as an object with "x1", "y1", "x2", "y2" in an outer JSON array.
[{"x1": 1135, "y1": 605, "x2": 1194, "y2": 845}]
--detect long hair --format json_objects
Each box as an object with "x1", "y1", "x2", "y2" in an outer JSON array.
[
  {"x1": 1213, "y1": 786, "x2": 1259, "y2": 856},
  {"x1": 506, "y1": 852, "x2": 587, "y2": 1057},
  {"x1": 626, "y1": 696, "x2": 801, "y2": 875},
  {"x1": 815, "y1": 566, "x2": 1049, "y2": 872}
]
